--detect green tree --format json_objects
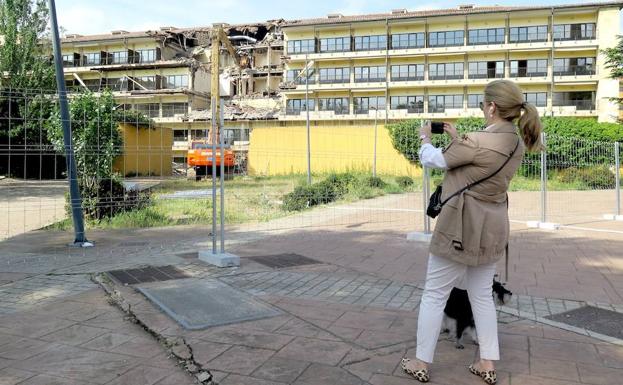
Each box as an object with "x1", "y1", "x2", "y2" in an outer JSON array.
[
  {"x1": 0, "y1": 0, "x2": 56, "y2": 178},
  {"x1": 46, "y1": 90, "x2": 152, "y2": 220},
  {"x1": 602, "y1": 35, "x2": 623, "y2": 109}
]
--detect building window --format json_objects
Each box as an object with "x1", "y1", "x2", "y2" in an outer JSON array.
[
  {"x1": 468, "y1": 61, "x2": 504, "y2": 79},
  {"x1": 354, "y1": 66, "x2": 386, "y2": 82},
  {"x1": 429, "y1": 62, "x2": 464, "y2": 80},
  {"x1": 287, "y1": 39, "x2": 315, "y2": 54},
  {"x1": 553, "y1": 57, "x2": 595, "y2": 76},
  {"x1": 391, "y1": 33, "x2": 425, "y2": 49},
  {"x1": 162, "y1": 75, "x2": 189, "y2": 89},
  {"x1": 135, "y1": 49, "x2": 157, "y2": 63},
  {"x1": 428, "y1": 95, "x2": 463, "y2": 112},
  {"x1": 162, "y1": 103, "x2": 188, "y2": 117},
  {"x1": 286, "y1": 99, "x2": 314, "y2": 114},
  {"x1": 286, "y1": 69, "x2": 313, "y2": 84},
  {"x1": 110, "y1": 51, "x2": 128, "y2": 64},
  {"x1": 390, "y1": 96, "x2": 424, "y2": 113},
  {"x1": 509, "y1": 26, "x2": 548, "y2": 42},
  {"x1": 468, "y1": 28, "x2": 505, "y2": 45},
  {"x1": 62, "y1": 54, "x2": 75, "y2": 67},
  {"x1": 105, "y1": 77, "x2": 129, "y2": 92},
  {"x1": 319, "y1": 67, "x2": 350, "y2": 84},
  {"x1": 134, "y1": 76, "x2": 157, "y2": 90},
  {"x1": 318, "y1": 97, "x2": 349, "y2": 114},
  {"x1": 83, "y1": 53, "x2": 101, "y2": 66},
  {"x1": 319, "y1": 37, "x2": 350, "y2": 52},
  {"x1": 510, "y1": 59, "x2": 548, "y2": 77},
  {"x1": 354, "y1": 35, "x2": 387, "y2": 50},
  {"x1": 553, "y1": 91, "x2": 595, "y2": 110},
  {"x1": 524, "y1": 92, "x2": 547, "y2": 107},
  {"x1": 553, "y1": 23, "x2": 596, "y2": 41},
  {"x1": 391, "y1": 64, "x2": 424, "y2": 81},
  {"x1": 467, "y1": 94, "x2": 484, "y2": 108},
  {"x1": 133, "y1": 103, "x2": 160, "y2": 118},
  {"x1": 428, "y1": 30, "x2": 464, "y2": 47},
  {"x1": 354, "y1": 96, "x2": 386, "y2": 114},
  {"x1": 82, "y1": 79, "x2": 102, "y2": 92}
]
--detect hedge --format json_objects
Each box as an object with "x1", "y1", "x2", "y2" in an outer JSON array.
[{"x1": 386, "y1": 117, "x2": 623, "y2": 169}]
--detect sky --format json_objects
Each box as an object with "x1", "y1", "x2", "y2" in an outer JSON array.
[{"x1": 55, "y1": 0, "x2": 623, "y2": 36}]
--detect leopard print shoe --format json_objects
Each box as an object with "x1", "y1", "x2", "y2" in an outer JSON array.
[
  {"x1": 401, "y1": 358, "x2": 429, "y2": 383},
  {"x1": 468, "y1": 364, "x2": 497, "y2": 385}
]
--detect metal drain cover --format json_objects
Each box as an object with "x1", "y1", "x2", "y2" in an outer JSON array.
[
  {"x1": 247, "y1": 253, "x2": 321, "y2": 268},
  {"x1": 107, "y1": 265, "x2": 189, "y2": 285},
  {"x1": 137, "y1": 278, "x2": 281, "y2": 329},
  {"x1": 546, "y1": 306, "x2": 623, "y2": 339}
]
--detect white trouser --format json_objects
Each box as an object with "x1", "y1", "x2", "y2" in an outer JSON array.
[{"x1": 416, "y1": 253, "x2": 499, "y2": 363}]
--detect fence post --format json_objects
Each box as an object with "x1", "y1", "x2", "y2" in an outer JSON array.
[
  {"x1": 211, "y1": 100, "x2": 217, "y2": 254},
  {"x1": 540, "y1": 132, "x2": 547, "y2": 224},
  {"x1": 47, "y1": 0, "x2": 90, "y2": 246},
  {"x1": 616, "y1": 142, "x2": 621, "y2": 217},
  {"x1": 219, "y1": 99, "x2": 225, "y2": 253}
]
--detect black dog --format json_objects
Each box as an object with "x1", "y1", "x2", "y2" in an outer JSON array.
[{"x1": 441, "y1": 278, "x2": 512, "y2": 349}]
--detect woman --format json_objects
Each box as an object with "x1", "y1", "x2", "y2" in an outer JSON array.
[{"x1": 400, "y1": 80, "x2": 542, "y2": 384}]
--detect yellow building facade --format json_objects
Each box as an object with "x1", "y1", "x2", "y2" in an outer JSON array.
[{"x1": 280, "y1": 3, "x2": 621, "y2": 123}]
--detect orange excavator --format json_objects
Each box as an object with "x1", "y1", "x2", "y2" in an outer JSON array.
[
  {"x1": 187, "y1": 24, "x2": 239, "y2": 180},
  {"x1": 187, "y1": 140, "x2": 235, "y2": 180}
]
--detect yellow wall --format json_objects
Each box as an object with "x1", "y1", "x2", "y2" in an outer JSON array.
[
  {"x1": 248, "y1": 123, "x2": 420, "y2": 177},
  {"x1": 113, "y1": 123, "x2": 173, "y2": 176}
]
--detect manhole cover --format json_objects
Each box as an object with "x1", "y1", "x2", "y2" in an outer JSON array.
[
  {"x1": 107, "y1": 265, "x2": 189, "y2": 285},
  {"x1": 247, "y1": 253, "x2": 321, "y2": 268},
  {"x1": 546, "y1": 306, "x2": 623, "y2": 339},
  {"x1": 137, "y1": 278, "x2": 281, "y2": 329}
]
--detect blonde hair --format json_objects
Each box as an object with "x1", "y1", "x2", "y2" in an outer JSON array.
[{"x1": 484, "y1": 79, "x2": 543, "y2": 152}]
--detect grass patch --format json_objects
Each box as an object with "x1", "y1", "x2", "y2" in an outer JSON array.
[{"x1": 45, "y1": 167, "x2": 604, "y2": 231}]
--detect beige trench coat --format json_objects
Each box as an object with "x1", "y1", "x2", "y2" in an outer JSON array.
[{"x1": 429, "y1": 120, "x2": 525, "y2": 266}]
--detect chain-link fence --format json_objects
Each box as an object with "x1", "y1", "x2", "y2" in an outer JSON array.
[{"x1": 1, "y1": 87, "x2": 621, "y2": 250}]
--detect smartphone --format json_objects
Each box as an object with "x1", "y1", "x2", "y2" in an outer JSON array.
[{"x1": 431, "y1": 121, "x2": 445, "y2": 134}]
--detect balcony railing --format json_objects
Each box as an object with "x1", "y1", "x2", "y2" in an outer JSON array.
[
  {"x1": 391, "y1": 75, "x2": 424, "y2": 82},
  {"x1": 555, "y1": 100, "x2": 595, "y2": 110},
  {"x1": 285, "y1": 108, "x2": 304, "y2": 115},
  {"x1": 354, "y1": 77, "x2": 386, "y2": 83},
  {"x1": 553, "y1": 66, "x2": 595, "y2": 76},
  {"x1": 554, "y1": 33, "x2": 595, "y2": 41},
  {"x1": 320, "y1": 107, "x2": 349, "y2": 115},
  {"x1": 318, "y1": 77, "x2": 349, "y2": 84},
  {"x1": 391, "y1": 106, "x2": 424, "y2": 113},
  {"x1": 429, "y1": 74, "x2": 464, "y2": 80},
  {"x1": 510, "y1": 67, "x2": 548, "y2": 77},
  {"x1": 509, "y1": 35, "x2": 548, "y2": 43},
  {"x1": 468, "y1": 69, "x2": 504, "y2": 79}
]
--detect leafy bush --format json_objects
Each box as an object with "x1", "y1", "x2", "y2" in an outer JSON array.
[
  {"x1": 282, "y1": 172, "x2": 362, "y2": 211},
  {"x1": 395, "y1": 176, "x2": 414, "y2": 188},
  {"x1": 386, "y1": 118, "x2": 485, "y2": 165},
  {"x1": 365, "y1": 176, "x2": 386, "y2": 188},
  {"x1": 386, "y1": 117, "x2": 623, "y2": 171},
  {"x1": 46, "y1": 90, "x2": 153, "y2": 220},
  {"x1": 557, "y1": 166, "x2": 615, "y2": 189}
]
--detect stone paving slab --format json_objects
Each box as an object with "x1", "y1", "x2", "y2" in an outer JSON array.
[{"x1": 0, "y1": 289, "x2": 194, "y2": 385}]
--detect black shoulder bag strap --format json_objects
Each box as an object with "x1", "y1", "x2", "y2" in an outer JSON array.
[{"x1": 439, "y1": 137, "x2": 521, "y2": 209}]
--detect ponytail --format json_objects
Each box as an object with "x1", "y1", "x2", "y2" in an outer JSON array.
[
  {"x1": 518, "y1": 102, "x2": 543, "y2": 152},
  {"x1": 484, "y1": 80, "x2": 543, "y2": 152}
]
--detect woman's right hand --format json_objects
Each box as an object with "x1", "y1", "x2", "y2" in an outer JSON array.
[{"x1": 443, "y1": 122, "x2": 458, "y2": 139}]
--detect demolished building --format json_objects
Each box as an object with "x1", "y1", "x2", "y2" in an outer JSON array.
[{"x1": 61, "y1": 20, "x2": 286, "y2": 172}]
